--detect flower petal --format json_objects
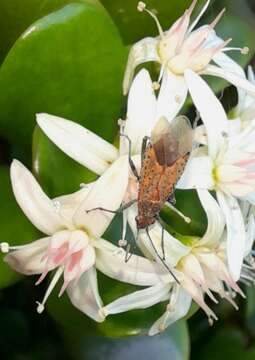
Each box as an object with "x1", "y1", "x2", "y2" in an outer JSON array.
[
  {"x1": 4, "y1": 237, "x2": 50, "y2": 275},
  {"x1": 53, "y1": 183, "x2": 95, "y2": 222},
  {"x1": 149, "y1": 287, "x2": 191, "y2": 336},
  {"x1": 11, "y1": 160, "x2": 65, "y2": 235},
  {"x1": 95, "y1": 239, "x2": 168, "y2": 286},
  {"x1": 204, "y1": 64, "x2": 255, "y2": 99},
  {"x1": 37, "y1": 113, "x2": 118, "y2": 175},
  {"x1": 127, "y1": 206, "x2": 189, "y2": 267},
  {"x1": 177, "y1": 156, "x2": 214, "y2": 190},
  {"x1": 123, "y1": 37, "x2": 159, "y2": 95},
  {"x1": 197, "y1": 189, "x2": 225, "y2": 247},
  {"x1": 74, "y1": 156, "x2": 129, "y2": 238},
  {"x1": 156, "y1": 71, "x2": 188, "y2": 121},
  {"x1": 212, "y1": 51, "x2": 247, "y2": 114},
  {"x1": 103, "y1": 283, "x2": 171, "y2": 316},
  {"x1": 184, "y1": 69, "x2": 228, "y2": 159},
  {"x1": 217, "y1": 191, "x2": 246, "y2": 281},
  {"x1": 124, "y1": 69, "x2": 157, "y2": 154},
  {"x1": 67, "y1": 267, "x2": 104, "y2": 322},
  {"x1": 244, "y1": 214, "x2": 255, "y2": 257}
]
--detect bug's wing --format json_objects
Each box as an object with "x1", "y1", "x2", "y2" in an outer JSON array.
[{"x1": 151, "y1": 116, "x2": 192, "y2": 166}]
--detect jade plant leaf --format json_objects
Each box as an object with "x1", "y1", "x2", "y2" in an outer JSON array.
[
  {"x1": 0, "y1": 2, "x2": 127, "y2": 154},
  {"x1": 0, "y1": 0, "x2": 99, "y2": 64},
  {"x1": 0, "y1": 166, "x2": 39, "y2": 288}
]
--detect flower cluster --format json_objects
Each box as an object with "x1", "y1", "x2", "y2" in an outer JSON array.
[{"x1": 2, "y1": 0, "x2": 255, "y2": 336}]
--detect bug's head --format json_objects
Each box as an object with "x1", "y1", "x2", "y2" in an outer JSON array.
[{"x1": 135, "y1": 215, "x2": 155, "y2": 229}]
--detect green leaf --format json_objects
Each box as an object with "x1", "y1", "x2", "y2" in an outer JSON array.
[
  {"x1": 161, "y1": 190, "x2": 207, "y2": 237},
  {"x1": 0, "y1": 2, "x2": 127, "y2": 153},
  {"x1": 0, "y1": 166, "x2": 39, "y2": 288},
  {"x1": 0, "y1": 0, "x2": 99, "y2": 64},
  {"x1": 32, "y1": 126, "x2": 97, "y2": 197},
  {"x1": 100, "y1": 0, "x2": 205, "y2": 45},
  {"x1": 195, "y1": 326, "x2": 255, "y2": 360},
  {"x1": 72, "y1": 320, "x2": 189, "y2": 360}
]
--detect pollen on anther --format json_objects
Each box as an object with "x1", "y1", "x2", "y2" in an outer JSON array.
[
  {"x1": 36, "y1": 301, "x2": 45, "y2": 314},
  {"x1": 118, "y1": 239, "x2": 128, "y2": 247},
  {"x1": 152, "y1": 81, "x2": 160, "y2": 90},
  {"x1": 241, "y1": 47, "x2": 249, "y2": 55},
  {"x1": 137, "y1": 1, "x2": 146, "y2": 12},
  {"x1": 0, "y1": 242, "x2": 9, "y2": 253}
]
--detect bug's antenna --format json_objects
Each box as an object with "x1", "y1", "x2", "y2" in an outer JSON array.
[{"x1": 146, "y1": 228, "x2": 179, "y2": 284}]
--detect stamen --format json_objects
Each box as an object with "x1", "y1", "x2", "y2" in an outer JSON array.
[
  {"x1": 0, "y1": 242, "x2": 26, "y2": 253},
  {"x1": 222, "y1": 46, "x2": 249, "y2": 55},
  {"x1": 137, "y1": 2, "x2": 164, "y2": 38},
  {"x1": 210, "y1": 8, "x2": 226, "y2": 29},
  {"x1": 165, "y1": 202, "x2": 191, "y2": 223},
  {"x1": 36, "y1": 266, "x2": 63, "y2": 314},
  {"x1": 188, "y1": 0, "x2": 211, "y2": 33}
]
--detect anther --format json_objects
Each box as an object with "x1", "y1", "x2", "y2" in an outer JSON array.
[
  {"x1": 152, "y1": 81, "x2": 160, "y2": 90},
  {"x1": 241, "y1": 46, "x2": 249, "y2": 55},
  {"x1": 36, "y1": 301, "x2": 45, "y2": 314},
  {"x1": 137, "y1": 1, "x2": 146, "y2": 12},
  {"x1": 0, "y1": 242, "x2": 9, "y2": 253},
  {"x1": 118, "y1": 239, "x2": 128, "y2": 247},
  {"x1": 158, "y1": 323, "x2": 166, "y2": 332}
]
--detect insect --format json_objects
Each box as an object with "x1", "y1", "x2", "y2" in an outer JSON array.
[{"x1": 86, "y1": 116, "x2": 193, "y2": 281}]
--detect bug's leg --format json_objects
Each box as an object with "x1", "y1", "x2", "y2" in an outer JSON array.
[
  {"x1": 145, "y1": 227, "x2": 179, "y2": 284},
  {"x1": 156, "y1": 216, "x2": 166, "y2": 260},
  {"x1": 167, "y1": 192, "x2": 176, "y2": 205},
  {"x1": 124, "y1": 243, "x2": 133, "y2": 263},
  {"x1": 141, "y1": 136, "x2": 150, "y2": 165},
  {"x1": 165, "y1": 201, "x2": 191, "y2": 224},
  {"x1": 86, "y1": 199, "x2": 137, "y2": 214},
  {"x1": 120, "y1": 133, "x2": 140, "y2": 181}
]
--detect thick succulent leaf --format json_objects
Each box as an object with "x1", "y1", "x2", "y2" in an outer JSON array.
[
  {"x1": 33, "y1": 126, "x2": 97, "y2": 197},
  {"x1": 0, "y1": 2, "x2": 127, "y2": 152},
  {"x1": 0, "y1": 0, "x2": 99, "y2": 64}
]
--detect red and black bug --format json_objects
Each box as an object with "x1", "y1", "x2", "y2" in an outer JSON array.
[{"x1": 86, "y1": 116, "x2": 193, "y2": 280}]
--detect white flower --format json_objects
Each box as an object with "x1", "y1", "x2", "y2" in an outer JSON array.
[
  {"x1": 230, "y1": 66, "x2": 255, "y2": 128},
  {"x1": 36, "y1": 69, "x2": 189, "y2": 245},
  {"x1": 178, "y1": 69, "x2": 255, "y2": 281},
  {"x1": 1, "y1": 159, "x2": 164, "y2": 320},
  {"x1": 123, "y1": 0, "x2": 255, "y2": 114},
  {"x1": 102, "y1": 189, "x2": 244, "y2": 335}
]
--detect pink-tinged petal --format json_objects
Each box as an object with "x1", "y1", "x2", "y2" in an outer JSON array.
[
  {"x1": 217, "y1": 191, "x2": 246, "y2": 281},
  {"x1": 204, "y1": 65, "x2": 255, "y2": 98},
  {"x1": 125, "y1": 69, "x2": 157, "y2": 154},
  {"x1": 95, "y1": 239, "x2": 168, "y2": 286},
  {"x1": 123, "y1": 38, "x2": 159, "y2": 95},
  {"x1": 149, "y1": 287, "x2": 192, "y2": 335},
  {"x1": 197, "y1": 189, "x2": 224, "y2": 247},
  {"x1": 74, "y1": 156, "x2": 129, "y2": 238},
  {"x1": 11, "y1": 160, "x2": 65, "y2": 235},
  {"x1": 61, "y1": 246, "x2": 96, "y2": 296},
  {"x1": 103, "y1": 283, "x2": 171, "y2": 316},
  {"x1": 156, "y1": 72, "x2": 188, "y2": 122},
  {"x1": 37, "y1": 113, "x2": 118, "y2": 175},
  {"x1": 67, "y1": 267, "x2": 104, "y2": 322},
  {"x1": 4, "y1": 237, "x2": 50, "y2": 275},
  {"x1": 184, "y1": 69, "x2": 228, "y2": 159}
]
